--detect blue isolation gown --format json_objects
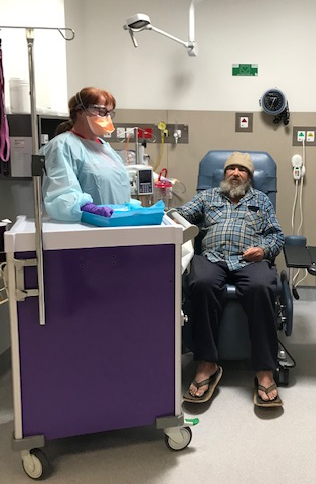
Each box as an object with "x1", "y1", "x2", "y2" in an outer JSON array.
[{"x1": 41, "y1": 132, "x2": 130, "y2": 222}]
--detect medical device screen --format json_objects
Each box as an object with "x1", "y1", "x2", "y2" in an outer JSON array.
[{"x1": 137, "y1": 169, "x2": 153, "y2": 194}]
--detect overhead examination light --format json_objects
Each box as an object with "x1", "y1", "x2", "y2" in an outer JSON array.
[
  {"x1": 123, "y1": 1, "x2": 208, "y2": 57},
  {"x1": 126, "y1": 13, "x2": 151, "y2": 31}
]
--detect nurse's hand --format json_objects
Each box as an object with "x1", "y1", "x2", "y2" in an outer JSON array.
[{"x1": 81, "y1": 203, "x2": 113, "y2": 218}]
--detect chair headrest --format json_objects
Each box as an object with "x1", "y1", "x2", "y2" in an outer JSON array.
[{"x1": 197, "y1": 150, "x2": 277, "y2": 208}]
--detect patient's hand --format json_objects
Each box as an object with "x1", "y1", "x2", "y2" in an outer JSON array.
[{"x1": 242, "y1": 247, "x2": 264, "y2": 262}]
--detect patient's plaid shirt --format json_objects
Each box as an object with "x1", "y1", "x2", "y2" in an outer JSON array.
[{"x1": 177, "y1": 187, "x2": 284, "y2": 271}]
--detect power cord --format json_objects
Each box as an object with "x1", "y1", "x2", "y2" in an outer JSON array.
[{"x1": 290, "y1": 146, "x2": 306, "y2": 299}]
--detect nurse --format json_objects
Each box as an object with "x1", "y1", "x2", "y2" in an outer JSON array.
[{"x1": 41, "y1": 87, "x2": 130, "y2": 222}]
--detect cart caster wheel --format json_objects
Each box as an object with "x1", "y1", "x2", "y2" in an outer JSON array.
[
  {"x1": 22, "y1": 448, "x2": 50, "y2": 480},
  {"x1": 165, "y1": 427, "x2": 192, "y2": 451}
]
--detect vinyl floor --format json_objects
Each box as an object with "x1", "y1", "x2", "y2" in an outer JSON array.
[{"x1": 1, "y1": 298, "x2": 316, "y2": 484}]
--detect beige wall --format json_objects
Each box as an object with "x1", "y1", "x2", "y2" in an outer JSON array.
[
  {"x1": 65, "y1": 0, "x2": 316, "y2": 113},
  {"x1": 114, "y1": 109, "x2": 316, "y2": 284},
  {"x1": 64, "y1": 0, "x2": 316, "y2": 286}
]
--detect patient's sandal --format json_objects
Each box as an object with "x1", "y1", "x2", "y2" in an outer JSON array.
[
  {"x1": 253, "y1": 378, "x2": 283, "y2": 407},
  {"x1": 183, "y1": 366, "x2": 223, "y2": 404}
]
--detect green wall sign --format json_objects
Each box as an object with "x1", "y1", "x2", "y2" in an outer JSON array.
[{"x1": 232, "y1": 64, "x2": 258, "y2": 76}]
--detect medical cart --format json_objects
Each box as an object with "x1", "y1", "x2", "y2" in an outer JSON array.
[{"x1": 4, "y1": 213, "x2": 197, "y2": 479}]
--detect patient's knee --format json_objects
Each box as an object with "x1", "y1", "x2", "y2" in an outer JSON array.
[
  {"x1": 191, "y1": 277, "x2": 219, "y2": 294},
  {"x1": 243, "y1": 280, "x2": 271, "y2": 296}
]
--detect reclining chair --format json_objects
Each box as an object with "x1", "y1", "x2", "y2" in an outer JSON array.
[{"x1": 182, "y1": 150, "x2": 295, "y2": 385}]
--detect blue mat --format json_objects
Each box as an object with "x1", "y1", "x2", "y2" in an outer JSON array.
[{"x1": 81, "y1": 200, "x2": 165, "y2": 227}]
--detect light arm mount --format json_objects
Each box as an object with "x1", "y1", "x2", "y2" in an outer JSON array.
[
  {"x1": 123, "y1": 0, "x2": 208, "y2": 57},
  {"x1": 124, "y1": 23, "x2": 197, "y2": 56}
]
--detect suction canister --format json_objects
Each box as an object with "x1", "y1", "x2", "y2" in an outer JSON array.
[{"x1": 154, "y1": 168, "x2": 173, "y2": 209}]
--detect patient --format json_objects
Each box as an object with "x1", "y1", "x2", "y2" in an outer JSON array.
[{"x1": 177, "y1": 152, "x2": 285, "y2": 407}]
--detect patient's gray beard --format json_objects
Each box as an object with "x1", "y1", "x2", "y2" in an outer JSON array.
[{"x1": 220, "y1": 179, "x2": 251, "y2": 199}]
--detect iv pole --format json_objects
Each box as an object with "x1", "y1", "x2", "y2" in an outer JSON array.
[{"x1": 0, "y1": 26, "x2": 75, "y2": 325}]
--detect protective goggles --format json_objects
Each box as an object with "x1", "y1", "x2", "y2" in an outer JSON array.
[
  {"x1": 75, "y1": 104, "x2": 115, "y2": 118},
  {"x1": 87, "y1": 105, "x2": 116, "y2": 118}
]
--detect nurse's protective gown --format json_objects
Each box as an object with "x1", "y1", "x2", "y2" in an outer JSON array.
[{"x1": 41, "y1": 132, "x2": 130, "y2": 222}]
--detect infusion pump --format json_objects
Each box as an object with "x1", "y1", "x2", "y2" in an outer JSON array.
[{"x1": 126, "y1": 165, "x2": 154, "y2": 197}]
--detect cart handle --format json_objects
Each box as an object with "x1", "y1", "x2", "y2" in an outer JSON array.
[{"x1": 166, "y1": 209, "x2": 199, "y2": 244}]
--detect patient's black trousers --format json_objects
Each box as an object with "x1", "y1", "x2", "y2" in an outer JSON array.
[{"x1": 187, "y1": 255, "x2": 278, "y2": 371}]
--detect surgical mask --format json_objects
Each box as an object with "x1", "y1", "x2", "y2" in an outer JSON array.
[{"x1": 87, "y1": 115, "x2": 115, "y2": 136}]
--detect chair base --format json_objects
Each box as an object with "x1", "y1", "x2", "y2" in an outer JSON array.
[{"x1": 275, "y1": 340, "x2": 296, "y2": 386}]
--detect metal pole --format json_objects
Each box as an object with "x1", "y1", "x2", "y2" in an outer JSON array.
[
  {"x1": 26, "y1": 29, "x2": 38, "y2": 152},
  {"x1": 135, "y1": 127, "x2": 139, "y2": 164},
  {"x1": 26, "y1": 28, "x2": 45, "y2": 325},
  {"x1": 0, "y1": 26, "x2": 75, "y2": 41},
  {"x1": 0, "y1": 25, "x2": 74, "y2": 326}
]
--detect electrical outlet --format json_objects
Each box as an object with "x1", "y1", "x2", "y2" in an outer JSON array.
[
  {"x1": 125, "y1": 127, "x2": 135, "y2": 138},
  {"x1": 116, "y1": 127, "x2": 126, "y2": 139},
  {"x1": 143, "y1": 128, "x2": 153, "y2": 139},
  {"x1": 110, "y1": 123, "x2": 189, "y2": 143}
]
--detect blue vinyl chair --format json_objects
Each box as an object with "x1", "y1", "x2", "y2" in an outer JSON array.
[{"x1": 182, "y1": 150, "x2": 294, "y2": 384}]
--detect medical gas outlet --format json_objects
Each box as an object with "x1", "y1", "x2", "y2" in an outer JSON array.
[
  {"x1": 158, "y1": 121, "x2": 168, "y2": 137},
  {"x1": 293, "y1": 126, "x2": 316, "y2": 146}
]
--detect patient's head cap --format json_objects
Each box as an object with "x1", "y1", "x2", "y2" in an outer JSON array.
[{"x1": 224, "y1": 152, "x2": 254, "y2": 176}]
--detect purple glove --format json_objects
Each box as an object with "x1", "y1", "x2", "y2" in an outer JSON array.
[{"x1": 81, "y1": 203, "x2": 113, "y2": 218}]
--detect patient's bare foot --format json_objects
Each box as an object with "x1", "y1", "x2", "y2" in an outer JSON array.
[
  {"x1": 256, "y1": 370, "x2": 278, "y2": 401},
  {"x1": 189, "y1": 361, "x2": 218, "y2": 397}
]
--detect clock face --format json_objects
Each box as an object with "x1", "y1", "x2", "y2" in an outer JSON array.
[{"x1": 261, "y1": 89, "x2": 287, "y2": 115}]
